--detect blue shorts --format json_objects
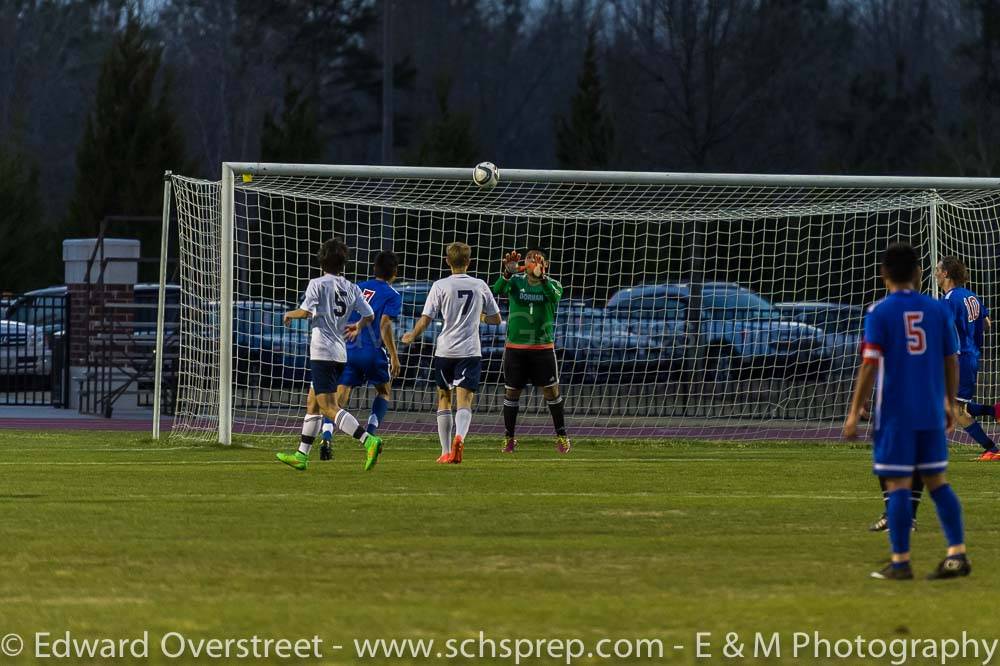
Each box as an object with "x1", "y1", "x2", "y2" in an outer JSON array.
[
  {"x1": 339, "y1": 348, "x2": 391, "y2": 388},
  {"x1": 872, "y1": 426, "x2": 948, "y2": 477},
  {"x1": 310, "y1": 359, "x2": 345, "y2": 395},
  {"x1": 434, "y1": 356, "x2": 482, "y2": 392},
  {"x1": 958, "y1": 353, "x2": 979, "y2": 403}
]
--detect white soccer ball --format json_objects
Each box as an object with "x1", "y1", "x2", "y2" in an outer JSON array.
[{"x1": 472, "y1": 161, "x2": 499, "y2": 190}]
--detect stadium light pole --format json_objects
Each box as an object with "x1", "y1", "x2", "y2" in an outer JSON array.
[
  {"x1": 381, "y1": 0, "x2": 393, "y2": 165},
  {"x1": 380, "y1": 0, "x2": 394, "y2": 251}
]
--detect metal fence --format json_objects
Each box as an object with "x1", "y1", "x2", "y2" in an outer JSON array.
[{"x1": 1, "y1": 291, "x2": 70, "y2": 406}]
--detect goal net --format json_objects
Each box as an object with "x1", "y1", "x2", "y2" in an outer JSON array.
[{"x1": 163, "y1": 165, "x2": 1000, "y2": 444}]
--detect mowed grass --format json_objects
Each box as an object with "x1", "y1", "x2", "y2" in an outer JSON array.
[{"x1": 2, "y1": 429, "x2": 1000, "y2": 663}]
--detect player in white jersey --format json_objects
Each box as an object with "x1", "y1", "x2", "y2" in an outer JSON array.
[
  {"x1": 276, "y1": 239, "x2": 385, "y2": 472},
  {"x1": 401, "y1": 242, "x2": 502, "y2": 464}
]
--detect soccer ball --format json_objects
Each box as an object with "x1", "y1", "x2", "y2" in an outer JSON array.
[{"x1": 472, "y1": 161, "x2": 499, "y2": 190}]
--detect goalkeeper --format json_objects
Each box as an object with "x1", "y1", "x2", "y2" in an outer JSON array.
[{"x1": 492, "y1": 248, "x2": 570, "y2": 454}]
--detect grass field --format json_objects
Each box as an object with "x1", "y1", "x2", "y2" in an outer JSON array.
[{"x1": 2, "y1": 429, "x2": 999, "y2": 664}]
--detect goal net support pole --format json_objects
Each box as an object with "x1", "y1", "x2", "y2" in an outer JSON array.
[{"x1": 153, "y1": 172, "x2": 173, "y2": 440}]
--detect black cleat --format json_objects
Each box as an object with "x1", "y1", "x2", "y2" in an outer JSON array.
[
  {"x1": 320, "y1": 442, "x2": 333, "y2": 461},
  {"x1": 927, "y1": 554, "x2": 971, "y2": 580},
  {"x1": 868, "y1": 515, "x2": 916, "y2": 532},
  {"x1": 871, "y1": 561, "x2": 914, "y2": 580}
]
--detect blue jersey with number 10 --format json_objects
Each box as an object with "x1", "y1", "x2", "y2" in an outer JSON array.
[
  {"x1": 942, "y1": 286, "x2": 988, "y2": 356},
  {"x1": 862, "y1": 290, "x2": 959, "y2": 432},
  {"x1": 346, "y1": 279, "x2": 402, "y2": 353}
]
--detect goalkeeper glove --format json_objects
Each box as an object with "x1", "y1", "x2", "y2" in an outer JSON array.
[
  {"x1": 525, "y1": 258, "x2": 546, "y2": 279},
  {"x1": 502, "y1": 251, "x2": 523, "y2": 278}
]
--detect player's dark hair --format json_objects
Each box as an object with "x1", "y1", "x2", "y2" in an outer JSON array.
[
  {"x1": 881, "y1": 242, "x2": 919, "y2": 284},
  {"x1": 318, "y1": 238, "x2": 349, "y2": 274},
  {"x1": 939, "y1": 256, "x2": 968, "y2": 285},
  {"x1": 525, "y1": 247, "x2": 547, "y2": 260},
  {"x1": 373, "y1": 250, "x2": 399, "y2": 280}
]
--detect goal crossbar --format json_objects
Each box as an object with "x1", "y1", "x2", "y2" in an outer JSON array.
[{"x1": 224, "y1": 162, "x2": 1000, "y2": 189}]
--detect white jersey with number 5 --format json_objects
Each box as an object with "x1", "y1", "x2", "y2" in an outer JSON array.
[
  {"x1": 300, "y1": 273, "x2": 374, "y2": 362},
  {"x1": 422, "y1": 273, "x2": 501, "y2": 358}
]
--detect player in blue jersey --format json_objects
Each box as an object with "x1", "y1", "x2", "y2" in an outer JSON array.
[
  {"x1": 868, "y1": 254, "x2": 994, "y2": 530},
  {"x1": 319, "y1": 251, "x2": 403, "y2": 460},
  {"x1": 844, "y1": 243, "x2": 970, "y2": 581},
  {"x1": 935, "y1": 257, "x2": 996, "y2": 460}
]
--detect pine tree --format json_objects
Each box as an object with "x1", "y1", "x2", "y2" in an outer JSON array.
[
  {"x1": 555, "y1": 30, "x2": 614, "y2": 170},
  {"x1": 0, "y1": 146, "x2": 47, "y2": 291},
  {"x1": 261, "y1": 77, "x2": 324, "y2": 163},
  {"x1": 66, "y1": 12, "x2": 185, "y2": 254},
  {"x1": 824, "y1": 57, "x2": 936, "y2": 174},
  {"x1": 952, "y1": 0, "x2": 1000, "y2": 174},
  {"x1": 408, "y1": 76, "x2": 479, "y2": 167}
]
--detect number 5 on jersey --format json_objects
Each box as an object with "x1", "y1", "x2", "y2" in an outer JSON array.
[{"x1": 904, "y1": 311, "x2": 926, "y2": 354}]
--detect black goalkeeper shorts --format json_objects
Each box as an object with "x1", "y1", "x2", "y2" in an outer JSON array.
[{"x1": 503, "y1": 347, "x2": 559, "y2": 390}]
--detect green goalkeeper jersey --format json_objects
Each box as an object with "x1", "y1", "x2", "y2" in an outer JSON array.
[{"x1": 491, "y1": 273, "x2": 564, "y2": 348}]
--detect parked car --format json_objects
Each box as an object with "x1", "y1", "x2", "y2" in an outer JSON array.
[
  {"x1": 556, "y1": 309, "x2": 661, "y2": 384},
  {"x1": 230, "y1": 301, "x2": 310, "y2": 387},
  {"x1": 0, "y1": 319, "x2": 51, "y2": 388},
  {"x1": 775, "y1": 302, "x2": 863, "y2": 378},
  {"x1": 7, "y1": 284, "x2": 181, "y2": 341},
  {"x1": 132, "y1": 283, "x2": 182, "y2": 340},
  {"x1": 4, "y1": 285, "x2": 68, "y2": 334},
  {"x1": 606, "y1": 282, "x2": 832, "y2": 381},
  {"x1": 392, "y1": 281, "x2": 437, "y2": 385}
]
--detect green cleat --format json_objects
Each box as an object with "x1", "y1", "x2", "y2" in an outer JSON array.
[
  {"x1": 276, "y1": 451, "x2": 309, "y2": 471},
  {"x1": 363, "y1": 435, "x2": 383, "y2": 471}
]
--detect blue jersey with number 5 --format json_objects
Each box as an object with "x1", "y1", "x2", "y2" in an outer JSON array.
[
  {"x1": 862, "y1": 290, "x2": 959, "y2": 432},
  {"x1": 942, "y1": 287, "x2": 988, "y2": 356}
]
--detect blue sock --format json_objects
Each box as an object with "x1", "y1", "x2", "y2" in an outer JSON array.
[
  {"x1": 886, "y1": 488, "x2": 913, "y2": 555},
  {"x1": 967, "y1": 402, "x2": 993, "y2": 418},
  {"x1": 321, "y1": 418, "x2": 333, "y2": 443},
  {"x1": 367, "y1": 396, "x2": 390, "y2": 435},
  {"x1": 963, "y1": 421, "x2": 996, "y2": 452},
  {"x1": 930, "y1": 484, "x2": 964, "y2": 547}
]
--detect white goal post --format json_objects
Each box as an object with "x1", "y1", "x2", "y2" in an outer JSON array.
[{"x1": 155, "y1": 164, "x2": 1000, "y2": 445}]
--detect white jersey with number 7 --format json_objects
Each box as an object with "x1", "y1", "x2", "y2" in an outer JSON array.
[{"x1": 422, "y1": 274, "x2": 501, "y2": 358}]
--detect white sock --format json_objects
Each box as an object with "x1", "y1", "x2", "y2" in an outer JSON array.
[
  {"x1": 436, "y1": 409, "x2": 452, "y2": 453},
  {"x1": 299, "y1": 414, "x2": 322, "y2": 455},
  {"x1": 321, "y1": 420, "x2": 334, "y2": 442},
  {"x1": 334, "y1": 409, "x2": 369, "y2": 444},
  {"x1": 455, "y1": 408, "x2": 472, "y2": 440}
]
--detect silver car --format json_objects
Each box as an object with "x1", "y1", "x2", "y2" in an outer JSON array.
[{"x1": 0, "y1": 320, "x2": 51, "y2": 378}]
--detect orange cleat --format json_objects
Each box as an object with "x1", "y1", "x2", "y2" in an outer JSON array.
[
  {"x1": 976, "y1": 450, "x2": 1000, "y2": 461},
  {"x1": 436, "y1": 452, "x2": 453, "y2": 464},
  {"x1": 451, "y1": 435, "x2": 465, "y2": 464}
]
